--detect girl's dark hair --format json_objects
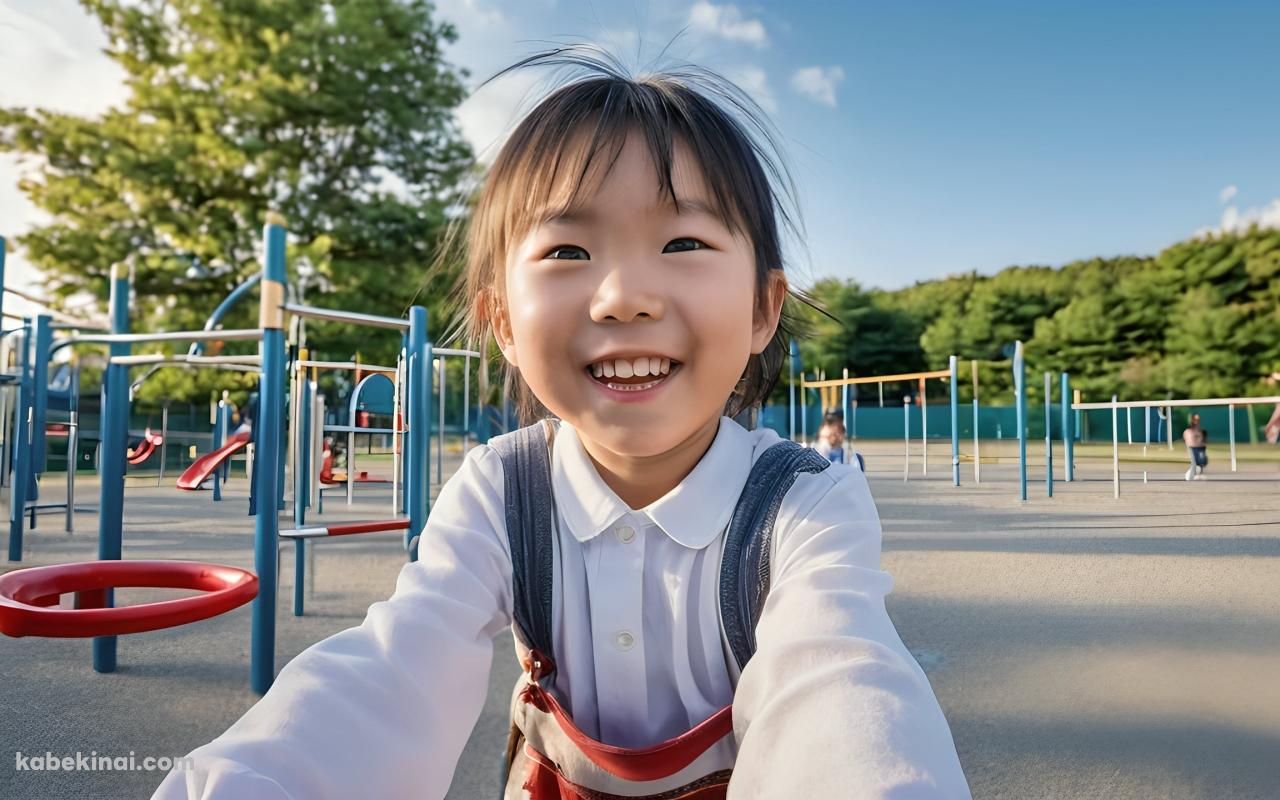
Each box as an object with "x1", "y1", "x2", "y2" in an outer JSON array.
[{"x1": 435, "y1": 44, "x2": 817, "y2": 426}]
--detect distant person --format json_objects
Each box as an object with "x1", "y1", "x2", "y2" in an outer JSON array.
[
  {"x1": 813, "y1": 410, "x2": 846, "y2": 464},
  {"x1": 1265, "y1": 373, "x2": 1280, "y2": 445},
  {"x1": 1183, "y1": 413, "x2": 1208, "y2": 480}
]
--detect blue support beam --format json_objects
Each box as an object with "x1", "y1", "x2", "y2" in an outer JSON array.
[
  {"x1": 1062, "y1": 372, "x2": 1074, "y2": 482},
  {"x1": 949, "y1": 355, "x2": 960, "y2": 487},
  {"x1": 406, "y1": 306, "x2": 431, "y2": 560},
  {"x1": 31, "y1": 315, "x2": 52, "y2": 475},
  {"x1": 1044, "y1": 371, "x2": 1053, "y2": 498},
  {"x1": 7, "y1": 319, "x2": 32, "y2": 561},
  {"x1": 93, "y1": 266, "x2": 131, "y2": 672},
  {"x1": 250, "y1": 223, "x2": 286, "y2": 695},
  {"x1": 1015, "y1": 341, "x2": 1027, "y2": 501}
]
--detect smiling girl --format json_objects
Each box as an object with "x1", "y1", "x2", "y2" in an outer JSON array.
[{"x1": 156, "y1": 48, "x2": 969, "y2": 800}]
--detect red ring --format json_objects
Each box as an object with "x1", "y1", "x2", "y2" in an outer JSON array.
[{"x1": 0, "y1": 561, "x2": 258, "y2": 638}]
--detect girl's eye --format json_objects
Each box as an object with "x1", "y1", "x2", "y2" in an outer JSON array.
[
  {"x1": 545, "y1": 245, "x2": 589, "y2": 260},
  {"x1": 663, "y1": 238, "x2": 708, "y2": 253}
]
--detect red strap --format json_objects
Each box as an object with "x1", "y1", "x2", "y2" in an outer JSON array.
[
  {"x1": 523, "y1": 745, "x2": 730, "y2": 799},
  {"x1": 522, "y1": 682, "x2": 733, "y2": 782}
]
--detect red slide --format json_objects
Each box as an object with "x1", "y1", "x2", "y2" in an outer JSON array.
[{"x1": 176, "y1": 430, "x2": 251, "y2": 491}]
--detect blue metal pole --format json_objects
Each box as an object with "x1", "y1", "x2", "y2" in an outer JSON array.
[
  {"x1": 1015, "y1": 341, "x2": 1027, "y2": 501},
  {"x1": 93, "y1": 266, "x2": 130, "y2": 672},
  {"x1": 251, "y1": 223, "x2": 286, "y2": 695},
  {"x1": 7, "y1": 320, "x2": 32, "y2": 561},
  {"x1": 212, "y1": 399, "x2": 224, "y2": 502},
  {"x1": 189, "y1": 273, "x2": 263, "y2": 356},
  {"x1": 293, "y1": 373, "x2": 311, "y2": 617},
  {"x1": 400, "y1": 333, "x2": 410, "y2": 516},
  {"x1": 406, "y1": 307, "x2": 431, "y2": 560},
  {"x1": 1044, "y1": 371, "x2": 1053, "y2": 498},
  {"x1": 31, "y1": 315, "x2": 51, "y2": 476},
  {"x1": 1062, "y1": 372, "x2": 1073, "y2": 482},
  {"x1": 949, "y1": 355, "x2": 960, "y2": 486},
  {"x1": 220, "y1": 401, "x2": 232, "y2": 485}
]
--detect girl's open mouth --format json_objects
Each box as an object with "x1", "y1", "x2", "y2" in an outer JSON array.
[{"x1": 584, "y1": 356, "x2": 682, "y2": 398}]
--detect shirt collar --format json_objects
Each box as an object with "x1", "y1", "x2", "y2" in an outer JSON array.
[{"x1": 551, "y1": 416, "x2": 755, "y2": 550}]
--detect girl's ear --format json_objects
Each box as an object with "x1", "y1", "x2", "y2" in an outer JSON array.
[
  {"x1": 750, "y1": 269, "x2": 788, "y2": 354},
  {"x1": 479, "y1": 287, "x2": 519, "y2": 368}
]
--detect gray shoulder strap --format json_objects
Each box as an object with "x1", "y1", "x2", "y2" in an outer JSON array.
[
  {"x1": 718, "y1": 440, "x2": 831, "y2": 672},
  {"x1": 486, "y1": 418, "x2": 559, "y2": 658}
]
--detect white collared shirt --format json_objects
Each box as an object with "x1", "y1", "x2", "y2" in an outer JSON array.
[{"x1": 154, "y1": 417, "x2": 970, "y2": 799}]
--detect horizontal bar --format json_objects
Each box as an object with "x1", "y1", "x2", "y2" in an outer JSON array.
[
  {"x1": 1074, "y1": 396, "x2": 1280, "y2": 410},
  {"x1": 432, "y1": 347, "x2": 482, "y2": 358},
  {"x1": 279, "y1": 519, "x2": 410, "y2": 539},
  {"x1": 295, "y1": 359, "x2": 396, "y2": 374},
  {"x1": 282, "y1": 304, "x2": 408, "y2": 331},
  {"x1": 112, "y1": 354, "x2": 263, "y2": 366},
  {"x1": 323, "y1": 425, "x2": 400, "y2": 434},
  {"x1": 59, "y1": 328, "x2": 262, "y2": 347},
  {"x1": 802, "y1": 369, "x2": 951, "y2": 388},
  {"x1": 51, "y1": 322, "x2": 110, "y2": 332},
  {"x1": 4, "y1": 287, "x2": 112, "y2": 328}
]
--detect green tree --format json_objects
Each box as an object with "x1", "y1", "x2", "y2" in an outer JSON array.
[{"x1": 1, "y1": 0, "x2": 473, "y2": 403}]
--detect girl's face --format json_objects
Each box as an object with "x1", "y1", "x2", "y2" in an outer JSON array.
[{"x1": 496, "y1": 131, "x2": 784, "y2": 458}]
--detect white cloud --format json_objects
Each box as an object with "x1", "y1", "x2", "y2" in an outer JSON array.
[
  {"x1": 789, "y1": 65, "x2": 844, "y2": 108},
  {"x1": 0, "y1": 1, "x2": 129, "y2": 114},
  {"x1": 724, "y1": 65, "x2": 776, "y2": 114},
  {"x1": 1194, "y1": 197, "x2": 1280, "y2": 238},
  {"x1": 687, "y1": 2, "x2": 769, "y2": 48},
  {"x1": 1219, "y1": 184, "x2": 1238, "y2": 204},
  {"x1": 454, "y1": 69, "x2": 543, "y2": 165},
  {"x1": 0, "y1": 0, "x2": 130, "y2": 312}
]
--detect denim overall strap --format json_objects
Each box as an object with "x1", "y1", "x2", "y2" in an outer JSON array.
[
  {"x1": 718, "y1": 440, "x2": 831, "y2": 672},
  {"x1": 487, "y1": 418, "x2": 560, "y2": 659}
]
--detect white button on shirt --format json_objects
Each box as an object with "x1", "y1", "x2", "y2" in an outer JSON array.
[{"x1": 153, "y1": 417, "x2": 970, "y2": 799}]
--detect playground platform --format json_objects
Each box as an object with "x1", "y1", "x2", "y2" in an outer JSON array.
[{"x1": 2, "y1": 443, "x2": 1278, "y2": 798}]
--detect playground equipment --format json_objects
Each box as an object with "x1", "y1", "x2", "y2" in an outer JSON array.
[
  {"x1": 1071, "y1": 394, "x2": 1280, "y2": 498},
  {"x1": 284, "y1": 320, "x2": 479, "y2": 617},
  {"x1": 787, "y1": 341, "x2": 1078, "y2": 500},
  {"x1": 0, "y1": 224, "x2": 446, "y2": 695},
  {"x1": 294, "y1": 359, "x2": 402, "y2": 511},
  {"x1": 176, "y1": 429, "x2": 251, "y2": 490},
  {"x1": 794, "y1": 353, "x2": 962, "y2": 486},
  {"x1": 0, "y1": 560, "x2": 257, "y2": 638},
  {"x1": 126, "y1": 428, "x2": 164, "y2": 465}
]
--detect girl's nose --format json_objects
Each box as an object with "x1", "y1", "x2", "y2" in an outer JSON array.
[{"x1": 589, "y1": 266, "x2": 666, "y2": 324}]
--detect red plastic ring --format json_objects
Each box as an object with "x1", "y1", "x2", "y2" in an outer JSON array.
[{"x1": 0, "y1": 561, "x2": 258, "y2": 638}]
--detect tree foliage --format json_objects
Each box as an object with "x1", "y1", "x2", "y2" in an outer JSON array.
[
  {"x1": 1, "y1": 0, "x2": 473, "y2": 404},
  {"x1": 795, "y1": 228, "x2": 1280, "y2": 405}
]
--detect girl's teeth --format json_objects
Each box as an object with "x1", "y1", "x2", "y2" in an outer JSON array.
[{"x1": 588, "y1": 357, "x2": 679, "y2": 381}]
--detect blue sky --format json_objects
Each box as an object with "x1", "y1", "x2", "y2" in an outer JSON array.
[{"x1": 1, "y1": 0, "x2": 1277, "y2": 312}]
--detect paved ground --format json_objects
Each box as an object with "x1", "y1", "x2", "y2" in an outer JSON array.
[{"x1": 1, "y1": 440, "x2": 1277, "y2": 799}]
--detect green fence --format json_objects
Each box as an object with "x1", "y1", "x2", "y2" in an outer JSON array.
[{"x1": 761, "y1": 402, "x2": 1273, "y2": 444}]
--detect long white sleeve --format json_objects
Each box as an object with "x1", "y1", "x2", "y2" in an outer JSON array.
[
  {"x1": 728, "y1": 466, "x2": 970, "y2": 799},
  {"x1": 152, "y1": 446, "x2": 513, "y2": 800}
]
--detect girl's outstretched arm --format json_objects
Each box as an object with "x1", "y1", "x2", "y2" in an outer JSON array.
[
  {"x1": 152, "y1": 446, "x2": 514, "y2": 800},
  {"x1": 728, "y1": 465, "x2": 971, "y2": 799}
]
